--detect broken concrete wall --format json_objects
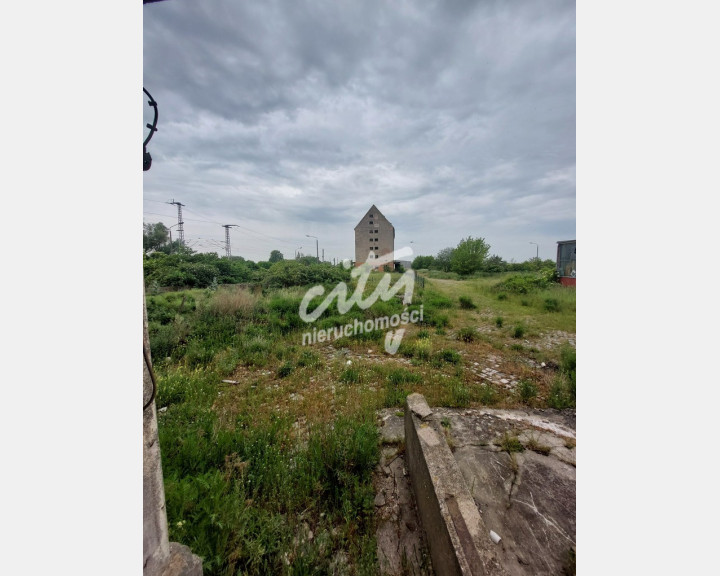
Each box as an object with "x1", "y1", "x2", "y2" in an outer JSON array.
[{"x1": 404, "y1": 393, "x2": 507, "y2": 576}]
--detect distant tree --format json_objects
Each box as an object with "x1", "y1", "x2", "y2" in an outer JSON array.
[
  {"x1": 269, "y1": 250, "x2": 284, "y2": 263},
  {"x1": 433, "y1": 247, "x2": 455, "y2": 272},
  {"x1": 412, "y1": 255, "x2": 435, "y2": 270},
  {"x1": 143, "y1": 222, "x2": 169, "y2": 253},
  {"x1": 483, "y1": 254, "x2": 507, "y2": 273},
  {"x1": 297, "y1": 255, "x2": 318, "y2": 266},
  {"x1": 450, "y1": 236, "x2": 490, "y2": 275},
  {"x1": 156, "y1": 240, "x2": 194, "y2": 256}
]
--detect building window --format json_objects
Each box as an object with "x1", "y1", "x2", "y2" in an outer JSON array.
[
  {"x1": 374, "y1": 238, "x2": 378, "y2": 242},
  {"x1": 375, "y1": 229, "x2": 379, "y2": 233},
  {"x1": 369, "y1": 214, "x2": 374, "y2": 217},
  {"x1": 369, "y1": 220, "x2": 373, "y2": 225},
  {"x1": 369, "y1": 231, "x2": 373, "y2": 234}
]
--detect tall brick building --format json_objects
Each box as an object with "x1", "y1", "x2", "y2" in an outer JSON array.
[{"x1": 354, "y1": 205, "x2": 395, "y2": 269}]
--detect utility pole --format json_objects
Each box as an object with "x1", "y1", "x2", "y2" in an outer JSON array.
[
  {"x1": 168, "y1": 223, "x2": 178, "y2": 248},
  {"x1": 529, "y1": 241, "x2": 539, "y2": 260},
  {"x1": 222, "y1": 224, "x2": 239, "y2": 258},
  {"x1": 306, "y1": 235, "x2": 319, "y2": 262},
  {"x1": 167, "y1": 199, "x2": 185, "y2": 244},
  {"x1": 322, "y1": 248, "x2": 324, "y2": 262}
]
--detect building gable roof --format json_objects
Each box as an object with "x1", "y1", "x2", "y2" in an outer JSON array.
[{"x1": 354, "y1": 205, "x2": 393, "y2": 230}]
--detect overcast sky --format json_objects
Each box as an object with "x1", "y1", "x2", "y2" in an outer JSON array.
[{"x1": 143, "y1": 0, "x2": 575, "y2": 264}]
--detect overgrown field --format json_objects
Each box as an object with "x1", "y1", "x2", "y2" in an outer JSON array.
[{"x1": 147, "y1": 269, "x2": 575, "y2": 574}]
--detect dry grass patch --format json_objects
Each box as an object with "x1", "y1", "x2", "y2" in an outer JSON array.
[{"x1": 210, "y1": 286, "x2": 259, "y2": 316}]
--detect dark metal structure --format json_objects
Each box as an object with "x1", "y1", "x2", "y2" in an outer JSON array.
[
  {"x1": 143, "y1": 88, "x2": 158, "y2": 171},
  {"x1": 167, "y1": 199, "x2": 185, "y2": 244},
  {"x1": 222, "y1": 224, "x2": 239, "y2": 258}
]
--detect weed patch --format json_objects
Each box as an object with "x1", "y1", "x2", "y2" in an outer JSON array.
[
  {"x1": 340, "y1": 366, "x2": 362, "y2": 384},
  {"x1": 518, "y1": 380, "x2": 538, "y2": 403},
  {"x1": 297, "y1": 350, "x2": 320, "y2": 368},
  {"x1": 383, "y1": 369, "x2": 421, "y2": 407},
  {"x1": 494, "y1": 273, "x2": 552, "y2": 295},
  {"x1": 497, "y1": 432, "x2": 525, "y2": 453},
  {"x1": 446, "y1": 380, "x2": 470, "y2": 408},
  {"x1": 525, "y1": 434, "x2": 552, "y2": 456},
  {"x1": 458, "y1": 296, "x2": 477, "y2": 309},
  {"x1": 548, "y1": 376, "x2": 575, "y2": 409},
  {"x1": 424, "y1": 291, "x2": 454, "y2": 309},
  {"x1": 457, "y1": 327, "x2": 477, "y2": 343},
  {"x1": 276, "y1": 361, "x2": 294, "y2": 378},
  {"x1": 432, "y1": 349, "x2": 462, "y2": 366},
  {"x1": 477, "y1": 384, "x2": 498, "y2": 405},
  {"x1": 544, "y1": 298, "x2": 561, "y2": 312}
]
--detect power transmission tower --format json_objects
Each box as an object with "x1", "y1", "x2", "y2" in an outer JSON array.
[
  {"x1": 167, "y1": 199, "x2": 185, "y2": 244},
  {"x1": 222, "y1": 224, "x2": 239, "y2": 258}
]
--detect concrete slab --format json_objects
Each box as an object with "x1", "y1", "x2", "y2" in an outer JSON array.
[
  {"x1": 376, "y1": 401, "x2": 576, "y2": 576},
  {"x1": 434, "y1": 407, "x2": 576, "y2": 576},
  {"x1": 378, "y1": 408, "x2": 406, "y2": 443}
]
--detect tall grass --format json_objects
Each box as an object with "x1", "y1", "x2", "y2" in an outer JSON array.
[
  {"x1": 157, "y1": 366, "x2": 380, "y2": 575},
  {"x1": 209, "y1": 286, "x2": 259, "y2": 317}
]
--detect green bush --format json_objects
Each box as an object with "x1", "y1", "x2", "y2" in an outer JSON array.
[
  {"x1": 512, "y1": 325, "x2": 525, "y2": 339},
  {"x1": 494, "y1": 273, "x2": 551, "y2": 295},
  {"x1": 458, "y1": 296, "x2": 476, "y2": 309},
  {"x1": 433, "y1": 349, "x2": 461, "y2": 365},
  {"x1": 427, "y1": 313, "x2": 450, "y2": 329},
  {"x1": 423, "y1": 291, "x2": 454, "y2": 309}
]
